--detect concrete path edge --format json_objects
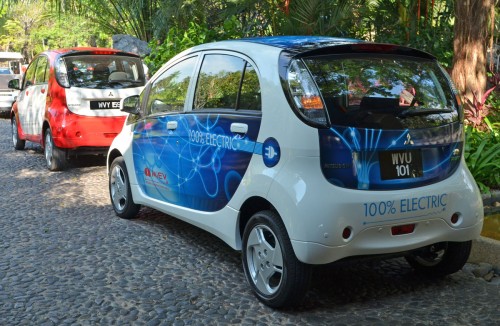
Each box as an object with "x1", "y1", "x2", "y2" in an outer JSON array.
[
  {"x1": 469, "y1": 236, "x2": 500, "y2": 268},
  {"x1": 467, "y1": 193, "x2": 500, "y2": 268}
]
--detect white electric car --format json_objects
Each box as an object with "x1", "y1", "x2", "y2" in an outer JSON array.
[{"x1": 107, "y1": 36, "x2": 484, "y2": 308}]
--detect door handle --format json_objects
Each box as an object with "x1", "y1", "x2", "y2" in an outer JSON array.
[
  {"x1": 230, "y1": 123, "x2": 248, "y2": 135},
  {"x1": 167, "y1": 121, "x2": 178, "y2": 130}
]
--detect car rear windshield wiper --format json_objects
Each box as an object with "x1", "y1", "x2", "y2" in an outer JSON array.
[{"x1": 398, "y1": 108, "x2": 454, "y2": 118}]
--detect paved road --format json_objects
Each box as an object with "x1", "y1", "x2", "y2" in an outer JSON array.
[{"x1": 0, "y1": 117, "x2": 498, "y2": 326}]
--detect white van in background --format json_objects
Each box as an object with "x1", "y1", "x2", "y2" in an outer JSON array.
[{"x1": 0, "y1": 52, "x2": 24, "y2": 113}]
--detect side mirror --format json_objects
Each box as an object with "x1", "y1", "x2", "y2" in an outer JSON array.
[
  {"x1": 121, "y1": 95, "x2": 141, "y2": 115},
  {"x1": 8, "y1": 79, "x2": 20, "y2": 90}
]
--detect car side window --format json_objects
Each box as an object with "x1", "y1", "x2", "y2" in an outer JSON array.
[
  {"x1": 34, "y1": 56, "x2": 49, "y2": 84},
  {"x1": 145, "y1": 56, "x2": 197, "y2": 116},
  {"x1": 194, "y1": 54, "x2": 261, "y2": 111},
  {"x1": 239, "y1": 63, "x2": 261, "y2": 111},
  {"x1": 23, "y1": 58, "x2": 38, "y2": 88}
]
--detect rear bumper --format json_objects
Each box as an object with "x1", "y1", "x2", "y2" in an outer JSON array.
[
  {"x1": 291, "y1": 217, "x2": 483, "y2": 264},
  {"x1": 51, "y1": 114, "x2": 126, "y2": 149},
  {"x1": 268, "y1": 155, "x2": 484, "y2": 265}
]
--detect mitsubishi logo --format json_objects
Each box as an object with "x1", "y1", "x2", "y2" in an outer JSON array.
[
  {"x1": 108, "y1": 92, "x2": 114, "y2": 97},
  {"x1": 404, "y1": 133, "x2": 414, "y2": 146}
]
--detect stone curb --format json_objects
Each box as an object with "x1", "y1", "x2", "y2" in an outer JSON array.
[
  {"x1": 467, "y1": 193, "x2": 500, "y2": 269},
  {"x1": 482, "y1": 190, "x2": 500, "y2": 215},
  {"x1": 469, "y1": 236, "x2": 500, "y2": 269}
]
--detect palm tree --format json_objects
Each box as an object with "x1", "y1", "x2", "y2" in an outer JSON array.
[{"x1": 278, "y1": 0, "x2": 352, "y2": 35}]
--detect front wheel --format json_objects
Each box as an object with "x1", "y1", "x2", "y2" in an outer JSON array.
[
  {"x1": 405, "y1": 241, "x2": 472, "y2": 277},
  {"x1": 44, "y1": 129, "x2": 66, "y2": 171},
  {"x1": 109, "y1": 156, "x2": 140, "y2": 219},
  {"x1": 242, "y1": 210, "x2": 312, "y2": 308},
  {"x1": 11, "y1": 116, "x2": 25, "y2": 150}
]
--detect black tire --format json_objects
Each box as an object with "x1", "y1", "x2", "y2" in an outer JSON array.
[
  {"x1": 109, "y1": 156, "x2": 140, "y2": 219},
  {"x1": 405, "y1": 241, "x2": 472, "y2": 277},
  {"x1": 44, "y1": 129, "x2": 66, "y2": 171},
  {"x1": 11, "y1": 116, "x2": 25, "y2": 150},
  {"x1": 242, "y1": 210, "x2": 312, "y2": 308}
]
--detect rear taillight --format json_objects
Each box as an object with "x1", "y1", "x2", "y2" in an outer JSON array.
[
  {"x1": 287, "y1": 59, "x2": 327, "y2": 126},
  {"x1": 391, "y1": 224, "x2": 416, "y2": 236},
  {"x1": 55, "y1": 58, "x2": 70, "y2": 88}
]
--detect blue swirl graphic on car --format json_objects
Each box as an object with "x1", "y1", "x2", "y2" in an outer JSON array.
[
  {"x1": 319, "y1": 122, "x2": 463, "y2": 190},
  {"x1": 132, "y1": 113, "x2": 261, "y2": 211}
]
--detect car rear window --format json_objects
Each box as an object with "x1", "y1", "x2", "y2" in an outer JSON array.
[
  {"x1": 62, "y1": 55, "x2": 146, "y2": 89},
  {"x1": 303, "y1": 54, "x2": 459, "y2": 129}
]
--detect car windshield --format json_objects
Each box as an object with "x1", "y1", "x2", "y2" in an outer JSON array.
[
  {"x1": 62, "y1": 55, "x2": 146, "y2": 89},
  {"x1": 303, "y1": 54, "x2": 459, "y2": 129}
]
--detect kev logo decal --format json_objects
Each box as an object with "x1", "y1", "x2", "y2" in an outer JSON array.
[{"x1": 144, "y1": 168, "x2": 169, "y2": 189}]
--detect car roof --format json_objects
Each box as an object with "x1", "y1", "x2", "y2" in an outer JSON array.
[
  {"x1": 179, "y1": 36, "x2": 436, "y2": 60},
  {"x1": 237, "y1": 36, "x2": 435, "y2": 59},
  {"x1": 237, "y1": 36, "x2": 364, "y2": 52}
]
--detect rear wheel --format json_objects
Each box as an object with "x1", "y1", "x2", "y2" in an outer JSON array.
[
  {"x1": 11, "y1": 116, "x2": 25, "y2": 150},
  {"x1": 405, "y1": 241, "x2": 472, "y2": 277},
  {"x1": 109, "y1": 156, "x2": 140, "y2": 219},
  {"x1": 44, "y1": 129, "x2": 66, "y2": 171},
  {"x1": 242, "y1": 210, "x2": 312, "y2": 308}
]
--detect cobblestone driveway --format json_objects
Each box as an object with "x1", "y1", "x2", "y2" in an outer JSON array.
[{"x1": 0, "y1": 118, "x2": 498, "y2": 325}]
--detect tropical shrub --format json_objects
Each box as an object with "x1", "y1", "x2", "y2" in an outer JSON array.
[
  {"x1": 464, "y1": 85, "x2": 498, "y2": 130},
  {"x1": 485, "y1": 71, "x2": 500, "y2": 124},
  {"x1": 463, "y1": 70, "x2": 499, "y2": 193},
  {"x1": 464, "y1": 125, "x2": 500, "y2": 193}
]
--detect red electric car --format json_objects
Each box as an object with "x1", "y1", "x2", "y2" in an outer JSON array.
[{"x1": 9, "y1": 47, "x2": 146, "y2": 170}]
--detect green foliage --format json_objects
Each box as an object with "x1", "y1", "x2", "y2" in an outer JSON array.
[
  {"x1": 32, "y1": 13, "x2": 111, "y2": 52},
  {"x1": 464, "y1": 125, "x2": 500, "y2": 193},
  {"x1": 344, "y1": 0, "x2": 455, "y2": 67},
  {"x1": 144, "y1": 22, "x2": 212, "y2": 75},
  {"x1": 485, "y1": 72, "x2": 500, "y2": 124},
  {"x1": 486, "y1": 91, "x2": 500, "y2": 123},
  {"x1": 0, "y1": 1, "x2": 49, "y2": 58},
  {"x1": 279, "y1": 0, "x2": 352, "y2": 35},
  {"x1": 0, "y1": 18, "x2": 23, "y2": 50},
  {"x1": 144, "y1": 17, "x2": 245, "y2": 75},
  {"x1": 0, "y1": 1, "x2": 111, "y2": 59},
  {"x1": 49, "y1": 0, "x2": 161, "y2": 41}
]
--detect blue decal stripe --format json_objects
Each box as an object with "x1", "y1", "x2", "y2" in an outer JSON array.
[
  {"x1": 233, "y1": 138, "x2": 257, "y2": 153},
  {"x1": 254, "y1": 143, "x2": 263, "y2": 155}
]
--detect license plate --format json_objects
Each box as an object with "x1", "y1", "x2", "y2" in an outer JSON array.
[
  {"x1": 90, "y1": 100, "x2": 120, "y2": 110},
  {"x1": 379, "y1": 149, "x2": 423, "y2": 180}
]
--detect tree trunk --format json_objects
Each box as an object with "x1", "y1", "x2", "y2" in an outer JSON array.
[{"x1": 451, "y1": 0, "x2": 493, "y2": 101}]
